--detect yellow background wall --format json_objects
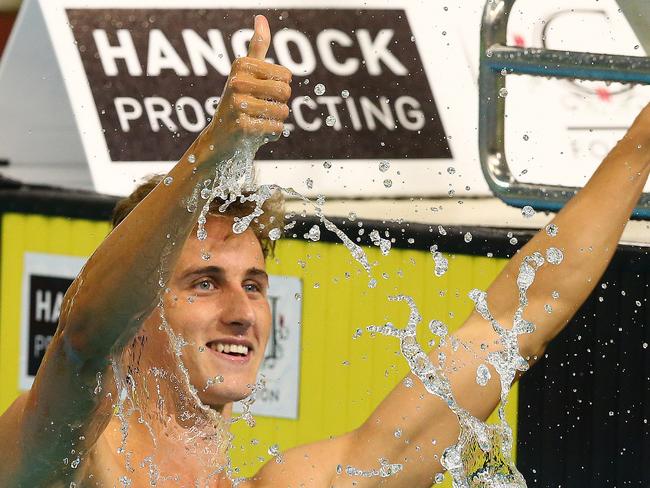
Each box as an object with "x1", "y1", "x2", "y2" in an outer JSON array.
[{"x1": 0, "y1": 212, "x2": 515, "y2": 486}]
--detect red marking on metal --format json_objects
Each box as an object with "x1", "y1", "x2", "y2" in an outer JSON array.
[
  {"x1": 513, "y1": 34, "x2": 525, "y2": 47},
  {"x1": 596, "y1": 87, "x2": 612, "y2": 102}
]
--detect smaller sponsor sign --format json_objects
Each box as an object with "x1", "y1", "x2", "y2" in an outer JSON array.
[{"x1": 20, "y1": 253, "x2": 85, "y2": 389}]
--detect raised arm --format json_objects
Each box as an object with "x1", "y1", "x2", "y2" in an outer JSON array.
[
  {"x1": 252, "y1": 105, "x2": 650, "y2": 487},
  {"x1": 0, "y1": 15, "x2": 291, "y2": 486},
  {"x1": 349, "y1": 104, "x2": 650, "y2": 486}
]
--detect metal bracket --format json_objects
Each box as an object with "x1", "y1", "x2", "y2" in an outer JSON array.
[{"x1": 479, "y1": 0, "x2": 650, "y2": 218}]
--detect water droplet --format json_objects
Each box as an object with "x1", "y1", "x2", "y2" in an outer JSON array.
[
  {"x1": 268, "y1": 228, "x2": 282, "y2": 241},
  {"x1": 348, "y1": 212, "x2": 357, "y2": 221},
  {"x1": 240, "y1": 101, "x2": 248, "y2": 109},
  {"x1": 163, "y1": 176, "x2": 173, "y2": 186},
  {"x1": 521, "y1": 205, "x2": 535, "y2": 218},
  {"x1": 325, "y1": 115, "x2": 336, "y2": 127},
  {"x1": 510, "y1": 237, "x2": 518, "y2": 245},
  {"x1": 438, "y1": 225, "x2": 447, "y2": 236},
  {"x1": 187, "y1": 154, "x2": 196, "y2": 164},
  {"x1": 546, "y1": 223, "x2": 559, "y2": 237},
  {"x1": 282, "y1": 127, "x2": 291, "y2": 137},
  {"x1": 429, "y1": 320, "x2": 448, "y2": 337},
  {"x1": 383, "y1": 179, "x2": 393, "y2": 188},
  {"x1": 546, "y1": 247, "x2": 564, "y2": 265},
  {"x1": 379, "y1": 160, "x2": 390, "y2": 172},
  {"x1": 200, "y1": 188, "x2": 212, "y2": 199},
  {"x1": 403, "y1": 377, "x2": 414, "y2": 388},
  {"x1": 435, "y1": 472, "x2": 444, "y2": 483},
  {"x1": 394, "y1": 428, "x2": 402, "y2": 438},
  {"x1": 447, "y1": 167, "x2": 456, "y2": 174},
  {"x1": 544, "y1": 304, "x2": 553, "y2": 314},
  {"x1": 305, "y1": 178, "x2": 313, "y2": 189},
  {"x1": 464, "y1": 232, "x2": 473, "y2": 243},
  {"x1": 476, "y1": 364, "x2": 491, "y2": 386},
  {"x1": 306, "y1": 225, "x2": 321, "y2": 241},
  {"x1": 314, "y1": 83, "x2": 326, "y2": 95},
  {"x1": 501, "y1": 68, "x2": 508, "y2": 76},
  {"x1": 499, "y1": 87, "x2": 508, "y2": 97},
  {"x1": 323, "y1": 161, "x2": 332, "y2": 169},
  {"x1": 552, "y1": 290, "x2": 560, "y2": 299},
  {"x1": 523, "y1": 134, "x2": 530, "y2": 141},
  {"x1": 341, "y1": 89, "x2": 350, "y2": 98}
]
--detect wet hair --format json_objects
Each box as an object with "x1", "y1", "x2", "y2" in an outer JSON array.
[{"x1": 112, "y1": 174, "x2": 285, "y2": 258}]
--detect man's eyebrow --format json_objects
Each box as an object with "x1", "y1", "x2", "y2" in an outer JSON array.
[
  {"x1": 246, "y1": 268, "x2": 269, "y2": 282},
  {"x1": 179, "y1": 266, "x2": 225, "y2": 281}
]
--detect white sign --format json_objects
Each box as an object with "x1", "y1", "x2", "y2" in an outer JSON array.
[
  {"x1": 0, "y1": 0, "x2": 484, "y2": 198},
  {"x1": 234, "y1": 275, "x2": 303, "y2": 420},
  {"x1": 20, "y1": 253, "x2": 86, "y2": 390}
]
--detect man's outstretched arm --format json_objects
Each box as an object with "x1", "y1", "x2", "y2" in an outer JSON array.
[
  {"x1": 253, "y1": 105, "x2": 650, "y2": 487},
  {"x1": 0, "y1": 15, "x2": 291, "y2": 486}
]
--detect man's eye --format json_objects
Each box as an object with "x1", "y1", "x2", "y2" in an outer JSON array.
[
  {"x1": 244, "y1": 283, "x2": 261, "y2": 293},
  {"x1": 196, "y1": 280, "x2": 214, "y2": 291}
]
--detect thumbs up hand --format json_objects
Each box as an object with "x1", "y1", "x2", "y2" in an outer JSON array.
[{"x1": 207, "y1": 15, "x2": 292, "y2": 153}]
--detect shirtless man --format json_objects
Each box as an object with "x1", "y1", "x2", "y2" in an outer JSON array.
[{"x1": 1, "y1": 14, "x2": 649, "y2": 487}]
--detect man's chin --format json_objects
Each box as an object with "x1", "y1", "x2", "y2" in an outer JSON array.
[{"x1": 198, "y1": 385, "x2": 253, "y2": 409}]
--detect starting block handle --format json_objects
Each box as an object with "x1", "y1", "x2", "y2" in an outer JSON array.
[{"x1": 478, "y1": 0, "x2": 650, "y2": 218}]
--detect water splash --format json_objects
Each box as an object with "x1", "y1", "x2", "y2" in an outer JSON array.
[
  {"x1": 344, "y1": 458, "x2": 403, "y2": 478},
  {"x1": 366, "y1": 248, "x2": 558, "y2": 487}
]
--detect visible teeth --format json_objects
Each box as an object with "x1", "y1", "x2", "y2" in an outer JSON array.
[{"x1": 211, "y1": 342, "x2": 249, "y2": 355}]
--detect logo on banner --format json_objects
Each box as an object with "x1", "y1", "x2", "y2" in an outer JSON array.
[{"x1": 66, "y1": 8, "x2": 451, "y2": 163}]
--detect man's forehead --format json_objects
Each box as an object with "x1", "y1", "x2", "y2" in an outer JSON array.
[{"x1": 182, "y1": 215, "x2": 265, "y2": 264}]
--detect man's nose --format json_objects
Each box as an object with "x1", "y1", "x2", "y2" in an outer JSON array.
[{"x1": 220, "y1": 286, "x2": 255, "y2": 329}]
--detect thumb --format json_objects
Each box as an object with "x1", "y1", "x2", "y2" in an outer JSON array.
[{"x1": 247, "y1": 15, "x2": 271, "y2": 60}]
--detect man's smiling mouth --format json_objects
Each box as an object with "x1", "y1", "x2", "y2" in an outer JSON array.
[{"x1": 207, "y1": 340, "x2": 252, "y2": 361}]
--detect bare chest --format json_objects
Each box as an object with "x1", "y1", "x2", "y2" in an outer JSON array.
[{"x1": 77, "y1": 433, "x2": 234, "y2": 488}]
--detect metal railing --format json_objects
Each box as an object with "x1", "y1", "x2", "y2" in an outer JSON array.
[{"x1": 478, "y1": 0, "x2": 650, "y2": 218}]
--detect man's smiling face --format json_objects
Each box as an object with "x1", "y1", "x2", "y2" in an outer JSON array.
[{"x1": 162, "y1": 214, "x2": 271, "y2": 408}]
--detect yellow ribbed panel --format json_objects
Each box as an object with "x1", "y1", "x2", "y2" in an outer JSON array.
[
  {"x1": 0, "y1": 213, "x2": 111, "y2": 412},
  {"x1": 0, "y1": 213, "x2": 515, "y2": 486},
  {"x1": 231, "y1": 241, "x2": 515, "y2": 487}
]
